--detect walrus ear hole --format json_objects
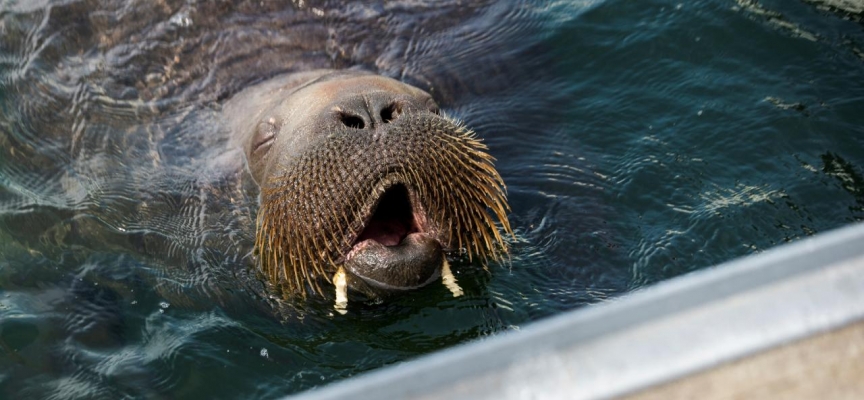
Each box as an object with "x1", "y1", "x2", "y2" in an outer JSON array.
[
  {"x1": 340, "y1": 114, "x2": 365, "y2": 129},
  {"x1": 380, "y1": 103, "x2": 401, "y2": 123}
]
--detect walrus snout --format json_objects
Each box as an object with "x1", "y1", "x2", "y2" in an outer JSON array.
[{"x1": 230, "y1": 70, "x2": 512, "y2": 299}]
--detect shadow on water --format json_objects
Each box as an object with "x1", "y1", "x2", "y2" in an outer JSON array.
[
  {"x1": 1, "y1": 0, "x2": 864, "y2": 398},
  {"x1": 821, "y1": 152, "x2": 864, "y2": 220}
]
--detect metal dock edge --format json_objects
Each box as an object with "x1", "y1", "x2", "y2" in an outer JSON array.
[{"x1": 289, "y1": 222, "x2": 864, "y2": 399}]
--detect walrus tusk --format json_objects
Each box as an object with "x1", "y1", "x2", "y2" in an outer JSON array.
[
  {"x1": 334, "y1": 267, "x2": 348, "y2": 314},
  {"x1": 441, "y1": 258, "x2": 463, "y2": 297}
]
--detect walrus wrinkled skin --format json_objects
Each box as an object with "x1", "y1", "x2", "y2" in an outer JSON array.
[{"x1": 224, "y1": 69, "x2": 511, "y2": 299}]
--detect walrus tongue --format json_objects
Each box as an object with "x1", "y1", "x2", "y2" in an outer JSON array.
[{"x1": 354, "y1": 214, "x2": 411, "y2": 246}]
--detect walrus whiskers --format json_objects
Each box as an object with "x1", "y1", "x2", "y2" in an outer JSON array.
[{"x1": 255, "y1": 112, "x2": 511, "y2": 297}]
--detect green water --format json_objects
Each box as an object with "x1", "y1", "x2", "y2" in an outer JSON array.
[{"x1": 1, "y1": 0, "x2": 863, "y2": 398}]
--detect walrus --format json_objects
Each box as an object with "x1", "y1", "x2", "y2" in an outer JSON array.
[{"x1": 223, "y1": 69, "x2": 512, "y2": 309}]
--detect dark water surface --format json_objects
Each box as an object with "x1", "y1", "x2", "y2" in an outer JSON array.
[{"x1": 2, "y1": 0, "x2": 863, "y2": 398}]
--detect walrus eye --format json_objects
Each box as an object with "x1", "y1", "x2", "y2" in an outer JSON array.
[
  {"x1": 253, "y1": 118, "x2": 278, "y2": 155},
  {"x1": 339, "y1": 113, "x2": 365, "y2": 129}
]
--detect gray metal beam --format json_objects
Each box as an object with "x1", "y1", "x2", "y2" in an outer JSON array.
[{"x1": 290, "y1": 222, "x2": 864, "y2": 400}]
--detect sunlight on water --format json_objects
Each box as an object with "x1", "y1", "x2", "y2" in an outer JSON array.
[{"x1": 1, "y1": 0, "x2": 863, "y2": 398}]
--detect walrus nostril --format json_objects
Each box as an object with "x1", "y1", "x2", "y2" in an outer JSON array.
[
  {"x1": 340, "y1": 114, "x2": 365, "y2": 129},
  {"x1": 380, "y1": 103, "x2": 401, "y2": 123}
]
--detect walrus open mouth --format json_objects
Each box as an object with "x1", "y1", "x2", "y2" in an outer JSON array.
[
  {"x1": 351, "y1": 184, "x2": 420, "y2": 250},
  {"x1": 343, "y1": 183, "x2": 444, "y2": 292},
  {"x1": 255, "y1": 112, "x2": 511, "y2": 297}
]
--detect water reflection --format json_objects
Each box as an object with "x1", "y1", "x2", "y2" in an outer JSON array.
[
  {"x1": 1, "y1": 0, "x2": 864, "y2": 398},
  {"x1": 821, "y1": 152, "x2": 864, "y2": 220}
]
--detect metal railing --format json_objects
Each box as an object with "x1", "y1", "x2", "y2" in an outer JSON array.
[{"x1": 290, "y1": 222, "x2": 864, "y2": 400}]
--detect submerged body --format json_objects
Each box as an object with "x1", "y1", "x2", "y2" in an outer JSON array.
[{"x1": 0, "y1": 0, "x2": 528, "y2": 318}]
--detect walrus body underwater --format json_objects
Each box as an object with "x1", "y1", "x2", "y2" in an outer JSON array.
[
  {"x1": 223, "y1": 69, "x2": 512, "y2": 308},
  {"x1": 0, "y1": 1, "x2": 618, "y2": 395},
  {"x1": 0, "y1": 1, "x2": 525, "y2": 318}
]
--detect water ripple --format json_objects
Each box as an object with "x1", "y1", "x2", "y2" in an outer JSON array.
[{"x1": 1, "y1": 0, "x2": 863, "y2": 398}]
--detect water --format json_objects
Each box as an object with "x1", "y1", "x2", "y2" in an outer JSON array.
[{"x1": 1, "y1": 0, "x2": 863, "y2": 398}]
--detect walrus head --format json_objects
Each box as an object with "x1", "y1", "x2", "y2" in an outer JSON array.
[{"x1": 237, "y1": 70, "x2": 511, "y2": 299}]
